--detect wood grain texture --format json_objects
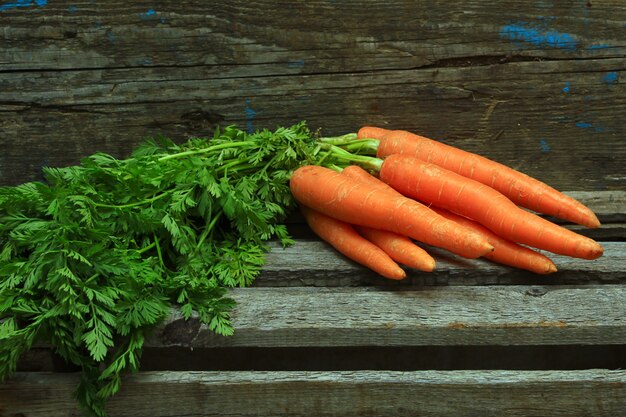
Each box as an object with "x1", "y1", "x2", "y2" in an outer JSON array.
[
  {"x1": 2, "y1": 3, "x2": 625, "y2": 415},
  {"x1": 555, "y1": 191, "x2": 626, "y2": 223},
  {"x1": 3, "y1": 370, "x2": 626, "y2": 417},
  {"x1": 144, "y1": 285, "x2": 626, "y2": 348},
  {"x1": 1, "y1": 1, "x2": 624, "y2": 189},
  {"x1": 259, "y1": 241, "x2": 626, "y2": 287}
]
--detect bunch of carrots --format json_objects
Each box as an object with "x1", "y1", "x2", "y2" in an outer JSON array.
[{"x1": 290, "y1": 126, "x2": 604, "y2": 279}]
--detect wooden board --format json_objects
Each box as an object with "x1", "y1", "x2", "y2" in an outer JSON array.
[
  {"x1": 3, "y1": 370, "x2": 626, "y2": 417},
  {"x1": 146, "y1": 284, "x2": 626, "y2": 349},
  {"x1": 2, "y1": 2, "x2": 625, "y2": 416},
  {"x1": 1, "y1": 1, "x2": 625, "y2": 189},
  {"x1": 259, "y1": 240, "x2": 626, "y2": 287}
]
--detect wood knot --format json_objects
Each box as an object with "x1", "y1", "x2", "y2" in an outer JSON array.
[
  {"x1": 161, "y1": 317, "x2": 201, "y2": 346},
  {"x1": 525, "y1": 287, "x2": 548, "y2": 297},
  {"x1": 180, "y1": 109, "x2": 224, "y2": 131}
]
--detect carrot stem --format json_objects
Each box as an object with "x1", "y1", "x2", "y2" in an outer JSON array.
[
  {"x1": 318, "y1": 143, "x2": 383, "y2": 171},
  {"x1": 318, "y1": 133, "x2": 358, "y2": 143}
]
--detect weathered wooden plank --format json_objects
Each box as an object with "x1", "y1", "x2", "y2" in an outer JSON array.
[
  {"x1": 564, "y1": 224, "x2": 626, "y2": 241},
  {"x1": 1, "y1": 1, "x2": 624, "y2": 188},
  {"x1": 144, "y1": 285, "x2": 626, "y2": 348},
  {"x1": 3, "y1": 370, "x2": 626, "y2": 417},
  {"x1": 1, "y1": 1, "x2": 624, "y2": 70},
  {"x1": 0, "y1": 0, "x2": 626, "y2": 72},
  {"x1": 560, "y1": 191, "x2": 626, "y2": 223},
  {"x1": 1, "y1": 59, "x2": 624, "y2": 188},
  {"x1": 259, "y1": 241, "x2": 626, "y2": 287}
]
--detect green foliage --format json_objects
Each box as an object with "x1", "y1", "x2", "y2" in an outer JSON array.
[{"x1": 0, "y1": 122, "x2": 324, "y2": 416}]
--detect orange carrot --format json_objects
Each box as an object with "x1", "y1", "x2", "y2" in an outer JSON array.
[
  {"x1": 357, "y1": 126, "x2": 600, "y2": 229},
  {"x1": 379, "y1": 153, "x2": 603, "y2": 260},
  {"x1": 342, "y1": 164, "x2": 556, "y2": 273},
  {"x1": 341, "y1": 164, "x2": 397, "y2": 194},
  {"x1": 357, "y1": 126, "x2": 389, "y2": 140},
  {"x1": 354, "y1": 226, "x2": 436, "y2": 272},
  {"x1": 300, "y1": 205, "x2": 406, "y2": 280},
  {"x1": 430, "y1": 207, "x2": 557, "y2": 274},
  {"x1": 290, "y1": 165, "x2": 494, "y2": 259},
  {"x1": 340, "y1": 166, "x2": 436, "y2": 271}
]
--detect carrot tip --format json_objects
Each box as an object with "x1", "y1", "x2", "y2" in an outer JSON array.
[
  {"x1": 586, "y1": 241, "x2": 604, "y2": 260},
  {"x1": 586, "y1": 219, "x2": 602, "y2": 229},
  {"x1": 425, "y1": 260, "x2": 437, "y2": 272},
  {"x1": 481, "y1": 243, "x2": 495, "y2": 255},
  {"x1": 546, "y1": 263, "x2": 558, "y2": 274},
  {"x1": 386, "y1": 269, "x2": 407, "y2": 280},
  {"x1": 426, "y1": 259, "x2": 436, "y2": 272},
  {"x1": 414, "y1": 258, "x2": 436, "y2": 272}
]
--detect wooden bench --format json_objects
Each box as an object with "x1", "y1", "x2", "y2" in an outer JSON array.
[{"x1": 1, "y1": 1, "x2": 625, "y2": 416}]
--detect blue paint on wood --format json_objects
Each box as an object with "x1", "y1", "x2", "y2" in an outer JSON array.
[
  {"x1": 0, "y1": 0, "x2": 47, "y2": 12},
  {"x1": 499, "y1": 22, "x2": 578, "y2": 50},
  {"x1": 587, "y1": 44, "x2": 613, "y2": 50},
  {"x1": 140, "y1": 8, "x2": 157, "y2": 19},
  {"x1": 576, "y1": 121, "x2": 607, "y2": 132},
  {"x1": 244, "y1": 99, "x2": 256, "y2": 133},
  {"x1": 539, "y1": 138, "x2": 551, "y2": 152},
  {"x1": 551, "y1": 114, "x2": 610, "y2": 133},
  {"x1": 603, "y1": 71, "x2": 619, "y2": 85},
  {"x1": 68, "y1": 5, "x2": 78, "y2": 13},
  {"x1": 563, "y1": 82, "x2": 571, "y2": 93}
]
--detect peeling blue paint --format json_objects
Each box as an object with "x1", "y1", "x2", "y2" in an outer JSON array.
[
  {"x1": 244, "y1": 98, "x2": 256, "y2": 133},
  {"x1": 139, "y1": 8, "x2": 166, "y2": 23},
  {"x1": 587, "y1": 44, "x2": 613, "y2": 50},
  {"x1": 140, "y1": 8, "x2": 157, "y2": 19},
  {"x1": 499, "y1": 22, "x2": 578, "y2": 50},
  {"x1": 576, "y1": 121, "x2": 607, "y2": 132},
  {"x1": 68, "y1": 5, "x2": 77, "y2": 13},
  {"x1": 603, "y1": 71, "x2": 619, "y2": 85},
  {"x1": 552, "y1": 115, "x2": 611, "y2": 133},
  {"x1": 563, "y1": 81, "x2": 571, "y2": 93},
  {"x1": 0, "y1": 0, "x2": 47, "y2": 12},
  {"x1": 539, "y1": 138, "x2": 551, "y2": 153}
]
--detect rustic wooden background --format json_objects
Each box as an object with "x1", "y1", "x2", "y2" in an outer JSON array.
[
  {"x1": 2, "y1": 1, "x2": 626, "y2": 416},
  {"x1": 1, "y1": 0, "x2": 624, "y2": 190}
]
